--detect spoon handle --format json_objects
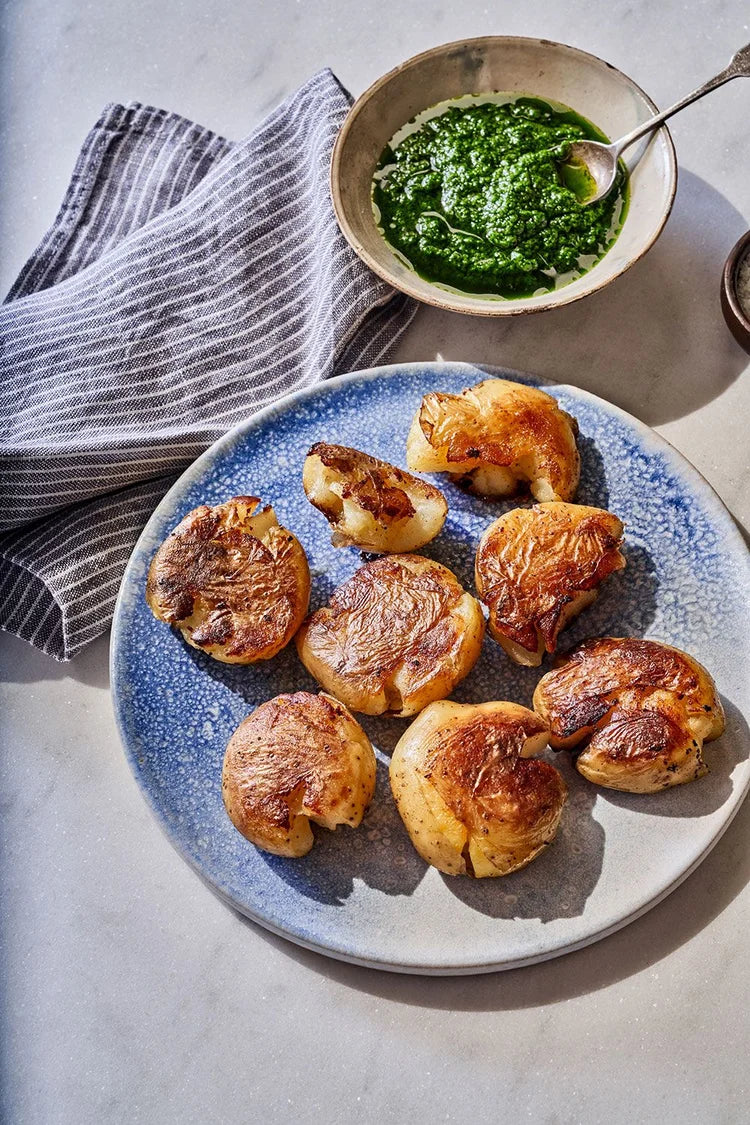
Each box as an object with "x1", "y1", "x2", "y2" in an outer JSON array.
[{"x1": 613, "y1": 41, "x2": 750, "y2": 159}]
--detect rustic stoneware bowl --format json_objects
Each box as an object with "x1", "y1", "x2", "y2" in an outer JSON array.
[
  {"x1": 720, "y1": 229, "x2": 750, "y2": 354},
  {"x1": 331, "y1": 36, "x2": 677, "y2": 316}
]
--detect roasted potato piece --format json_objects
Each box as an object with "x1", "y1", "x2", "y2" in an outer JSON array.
[
  {"x1": 406, "y1": 378, "x2": 580, "y2": 501},
  {"x1": 295, "y1": 554, "x2": 484, "y2": 717},
  {"x1": 533, "y1": 638, "x2": 725, "y2": 793},
  {"x1": 146, "y1": 496, "x2": 310, "y2": 663},
  {"x1": 302, "y1": 442, "x2": 447, "y2": 552},
  {"x1": 475, "y1": 502, "x2": 626, "y2": 666},
  {"x1": 390, "y1": 700, "x2": 566, "y2": 877},
  {"x1": 222, "y1": 691, "x2": 376, "y2": 857}
]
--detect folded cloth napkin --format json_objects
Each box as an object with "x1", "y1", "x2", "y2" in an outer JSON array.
[{"x1": 0, "y1": 69, "x2": 416, "y2": 660}]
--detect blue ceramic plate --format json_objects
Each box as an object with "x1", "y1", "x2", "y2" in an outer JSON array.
[{"x1": 111, "y1": 362, "x2": 750, "y2": 974}]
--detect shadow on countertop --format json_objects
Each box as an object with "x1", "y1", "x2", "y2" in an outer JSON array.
[
  {"x1": 0, "y1": 628, "x2": 111, "y2": 689},
  {"x1": 236, "y1": 692, "x2": 750, "y2": 1010}
]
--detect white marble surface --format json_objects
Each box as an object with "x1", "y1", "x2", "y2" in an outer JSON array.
[{"x1": 1, "y1": 1, "x2": 750, "y2": 1122}]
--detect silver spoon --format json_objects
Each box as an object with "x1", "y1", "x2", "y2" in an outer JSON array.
[{"x1": 567, "y1": 41, "x2": 750, "y2": 204}]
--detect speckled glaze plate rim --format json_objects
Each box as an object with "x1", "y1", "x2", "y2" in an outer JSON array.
[{"x1": 110, "y1": 361, "x2": 750, "y2": 975}]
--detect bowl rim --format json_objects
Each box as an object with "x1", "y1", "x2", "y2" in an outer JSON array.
[
  {"x1": 720, "y1": 228, "x2": 750, "y2": 338},
  {"x1": 330, "y1": 35, "x2": 679, "y2": 317}
]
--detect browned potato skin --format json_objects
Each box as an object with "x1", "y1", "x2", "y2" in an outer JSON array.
[
  {"x1": 475, "y1": 502, "x2": 626, "y2": 666},
  {"x1": 390, "y1": 700, "x2": 566, "y2": 877},
  {"x1": 222, "y1": 691, "x2": 376, "y2": 857},
  {"x1": 406, "y1": 379, "x2": 580, "y2": 502},
  {"x1": 533, "y1": 638, "x2": 726, "y2": 793},
  {"x1": 146, "y1": 496, "x2": 310, "y2": 663},
  {"x1": 295, "y1": 554, "x2": 485, "y2": 717},
  {"x1": 302, "y1": 442, "x2": 447, "y2": 552}
]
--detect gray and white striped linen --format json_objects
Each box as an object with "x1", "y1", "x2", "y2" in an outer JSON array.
[{"x1": 0, "y1": 69, "x2": 416, "y2": 660}]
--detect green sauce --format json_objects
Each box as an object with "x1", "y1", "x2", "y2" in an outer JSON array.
[{"x1": 372, "y1": 95, "x2": 627, "y2": 299}]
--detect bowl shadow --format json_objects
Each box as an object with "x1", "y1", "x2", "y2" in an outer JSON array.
[{"x1": 394, "y1": 170, "x2": 749, "y2": 426}]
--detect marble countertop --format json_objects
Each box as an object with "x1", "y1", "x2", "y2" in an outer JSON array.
[{"x1": 1, "y1": 1, "x2": 749, "y2": 1122}]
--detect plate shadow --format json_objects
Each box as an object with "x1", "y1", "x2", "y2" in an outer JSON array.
[
  {"x1": 225, "y1": 702, "x2": 750, "y2": 1002},
  {"x1": 240, "y1": 775, "x2": 750, "y2": 1008}
]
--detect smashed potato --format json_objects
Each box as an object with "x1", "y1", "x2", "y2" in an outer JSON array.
[
  {"x1": 533, "y1": 638, "x2": 725, "y2": 793},
  {"x1": 146, "y1": 496, "x2": 309, "y2": 663},
  {"x1": 302, "y1": 442, "x2": 447, "y2": 552},
  {"x1": 475, "y1": 502, "x2": 626, "y2": 666},
  {"x1": 406, "y1": 378, "x2": 580, "y2": 501},
  {"x1": 295, "y1": 554, "x2": 484, "y2": 717},
  {"x1": 390, "y1": 700, "x2": 566, "y2": 877},
  {"x1": 222, "y1": 691, "x2": 376, "y2": 857}
]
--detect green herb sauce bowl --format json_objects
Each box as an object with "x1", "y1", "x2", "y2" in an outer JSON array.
[{"x1": 331, "y1": 36, "x2": 677, "y2": 317}]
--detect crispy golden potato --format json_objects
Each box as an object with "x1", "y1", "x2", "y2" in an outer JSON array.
[
  {"x1": 390, "y1": 700, "x2": 566, "y2": 877},
  {"x1": 146, "y1": 496, "x2": 310, "y2": 663},
  {"x1": 295, "y1": 554, "x2": 484, "y2": 717},
  {"x1": 475, "y1": 502, "x2": 626, "y2": 666},
  {"x1": 406, "y1": 378, "x2": 580, "y2": 501},
  {"x1": 222, "y1": 691, "x2": 376, "y2": 857},
  {"x1": 533, "y1": 638, "x2": 725, "y2": 793},
  {"x1": 302, "y1": 443, "x2": 447, "y2": 552}
]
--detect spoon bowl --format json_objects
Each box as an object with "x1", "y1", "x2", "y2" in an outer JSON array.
[{"x1": 565, "y1": 140, "x2": 621, "y2": 204}]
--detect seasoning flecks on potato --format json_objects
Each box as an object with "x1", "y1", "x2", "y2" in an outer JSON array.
[
  {"x1": 302, "y1": 442, "x2": 447, "y2": 553},
  {"x1": 390, "y1": 700, "x2": 566, "y2": 877},
  {"x1": 295, "y1": 554, "x2": 484, "y2": 717},
  {"x1": 146, "y1": 496, "x2": 310, "y2": 664},
  {"x1": 406, "y1": 378, "x2": 580, "y2": 501},
  {"x1": 475, "y1": 502, "x2": 626, "y2": 666},
  {"x1": 533, "y1": 637, "x2": 726, "y2": 793},
  {"x1": 222, "y1": 691, "x2": 376, "y2": 857}
]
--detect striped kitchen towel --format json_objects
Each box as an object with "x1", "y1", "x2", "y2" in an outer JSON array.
[{"x1": 0, "y1": 69, "x2": 416, "y2": 661}]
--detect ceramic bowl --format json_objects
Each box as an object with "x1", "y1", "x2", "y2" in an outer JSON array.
[
  {"x1": 331, "y1": 36, "x2": 677, "y2": 316},
  {"x1": 720, "y1": 229, "x2": 750, "y2": 354}
]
